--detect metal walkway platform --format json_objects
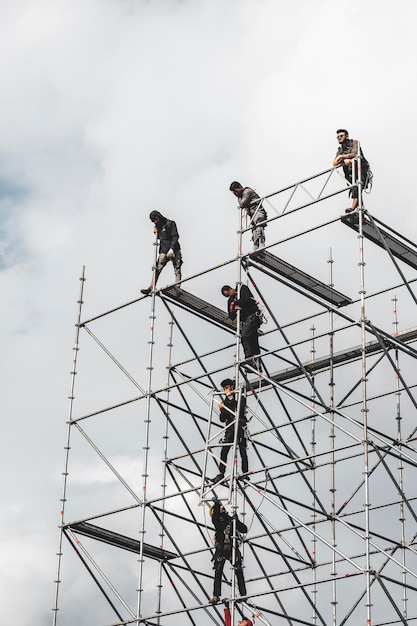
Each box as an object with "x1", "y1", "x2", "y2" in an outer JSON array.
[
  {"x1": 160, "y1": 286, "x2": 236, "y2": 332},
  {"x1": 247, "y1": 326, "x2": 417, "y2": 390},
  {"x1": 67, "y1": 521, "x2": 178, "y2": 561},
  {"x1": 244, "y1": 250, "x2": 352, "y2": 307},
  {"x1": 341, "y1": 213, "x2": 417, "y2": 270}
]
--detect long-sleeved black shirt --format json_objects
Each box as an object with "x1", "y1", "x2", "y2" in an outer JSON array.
[{"x1": 227, "y1": 284, "x2": 259, "y2": 322}]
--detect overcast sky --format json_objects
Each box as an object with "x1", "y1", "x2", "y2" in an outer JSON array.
[{"x1": 2, "y1": 1, "x2": 417, "y2": 624}]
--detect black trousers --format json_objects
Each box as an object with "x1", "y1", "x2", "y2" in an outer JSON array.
[
  {"x1": 213, "y1": 547, "x2": 246, "y2": 598},
  {"x1": 343, "y1": 161, "x2": 369, "y2": 199},
  {"x1": 220, "y1": 430, "x2": 248, "y2": 475},
  {"x1": 241, "y1": 313, "x2": 261, "y2": 359}
]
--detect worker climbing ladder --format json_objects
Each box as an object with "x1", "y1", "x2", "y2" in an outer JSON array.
[{"x1": 200, "y1": 384, "x2": 247, "y2": 504}]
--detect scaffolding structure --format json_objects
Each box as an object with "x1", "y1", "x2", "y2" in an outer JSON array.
[{"x1": 53, "y1": 161, "x2": 417, "y2": 626}]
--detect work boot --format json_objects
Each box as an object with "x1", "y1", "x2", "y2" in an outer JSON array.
[
  {"x1": 210, "y1": 596, "x2": 220, "y2": 605},
  {"x1": 243, "y1": 357, "x2": 262, "y2": 372},
  {"x1": 141, "y1": 287, "x2": 152, "y2": 295},
  {"x1": 212, "y1": 473, "x2": 225, "y2": 483}
]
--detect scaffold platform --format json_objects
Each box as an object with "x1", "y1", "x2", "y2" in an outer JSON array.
[
  {"x1": 245, "y1": 249, "x2": 352, "y2": 307},
  {"x1": 160, "y1": 286, "x2": 236, "y2": 332},
  {"x1": 246, "y1": 326, "x2": 417, "y2": 389},
  {"x1": 160, "y1": 249, "x2": 352, "y2": 330},
  {"x1": 341, "y1": 212, "x2": 417, "y2": 270},
  {"x1": 67, "y1": 521, "x2": 178, "y2": 561}
]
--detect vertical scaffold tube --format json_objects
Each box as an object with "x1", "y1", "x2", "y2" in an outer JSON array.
[
  {"x1": 392, "y1": 296, "x2": 408, "y2": 619},
  {"x1": 155, "y1": 314, "x2": 175, "y2": 623},
  {"x1": 229, "y1": 385, "x2": 244, "y2": 623},
  {"x1": 234, "y1": 199, "x2": 245, "y2": 388},
  {"x1": 309, "y1": 323, "x2": 318, "y2": 626},
  {"x1": 52, "y1": 266, "x2": 86, "y2": 626},
  {"x1": 328, "y1": 249, "x2": 337, "y2": 626},
  {"x1": 136, "y1": 230, "x2": 159, "y2": 618},
  {"x1": 226, "y1": 194, "x2": 246, "y2": 626},
  {"x1": 357, "y1": 145, "x2": 372, "y2": 626}
]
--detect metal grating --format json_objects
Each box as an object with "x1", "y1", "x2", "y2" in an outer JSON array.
[
  {"x1": 246, "y1": 250, "x2": 352, "y2": 307},
  {"x1": 246, "y1": 326, "x2": 417, "y2": 389},
  {"x1": 67, "y1": 521, "x2": 178, "y2": 561},
  {"x1": 342, "y1": 213, "x2": 417, "y2": 270},
  {"x1": 160, "y1": 286, "x2": 236, "y2": 332}
]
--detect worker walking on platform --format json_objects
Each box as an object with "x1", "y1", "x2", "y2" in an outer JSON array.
[
  {"x1": 221, "y1": 284, "x2": 262, "y2": 368},
  {"x1": 229, "y1": 182, "x2": 267, "y2": 251},
  {"x1": 333, "y1": 129, "x2": 370, "y2": 214},
  {"x1": 141, "y1": 211, "x2": 182, "y2": 295},
  {"x1": 209, "y1": 500, "x2": 248, "y2": 605},
  {"x1": 212, "y1": 378, "x2": 249, "y2": 483}
]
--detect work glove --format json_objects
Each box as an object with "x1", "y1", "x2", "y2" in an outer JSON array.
[{"x1": 166, "y1": 248, "x2": 175, "y2": 258}]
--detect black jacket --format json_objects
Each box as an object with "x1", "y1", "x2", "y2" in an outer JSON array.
[
  {"x1": 220, "y1": 392, "x2": 247, "y2": 440},
  {"x1": 227, "y1": 284, "x2": 259, "y2": 323},
  {"x1": 151, "y1": 211, "x2": 181, "y2": 254},
  {"x1": 212, "y1": 502, "x2": 247, "y2": 548}
]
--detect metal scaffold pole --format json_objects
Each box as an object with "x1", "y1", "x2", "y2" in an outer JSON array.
[
  {"x1": 309, "y1": 321, "x2": 318, "y2": 626},
  {"x1": 392, "y1": 296, "x2": 409, "y2": 620},
  {"x1": 327, "y1": 248, "x2": 337, "y2": 626},
  {"x1": 234, "y1": 194, "x2": 245, "y2": 396},
  {"x1": 356, "y1": 148, "x2": 373, "y2": 626},
  {"x1": 155, "y1": 313, "x2": 175, "y2": 623},
  {"x1": 136, "y1": 230, "x2": 159, "y2": 619},
  {"x1": 52, "y1": 266, "x2": 86, "y2": 626}
]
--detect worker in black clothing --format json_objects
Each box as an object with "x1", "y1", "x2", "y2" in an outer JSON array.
[
  {"x1": 333, "y1": 129, "x2": 370, "y2": 213},
  {"x1": 141, "y1": 210, "x2": 182, "y2": 295},
  {"x1": 221, "y1": 284, "x2": 262, "y2": 366},
  {"x1": 212, "y1": 379, "x2": 249, "y2": 483},
  {"x1": 209, "y1": 500, "x2": 247, "y2": 605}
]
